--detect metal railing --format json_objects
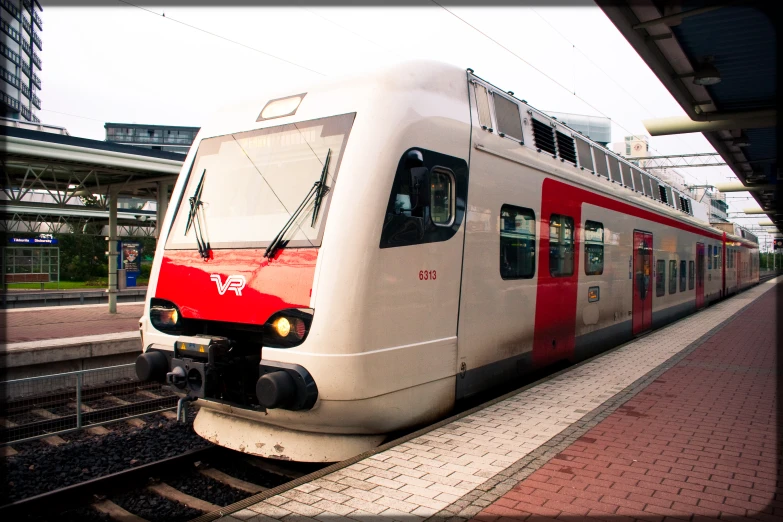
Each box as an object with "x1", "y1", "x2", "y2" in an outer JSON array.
[
  {"x1": 1, "y1": 65, "x2": 20, "y2": 88},
  {"x1": 1, "y1": 0, "x2": 21, "y2": 20},
  {"x1": 1, "y1": 16, "x2": 20, "y2": 43},
  {"x1": 0, "y1": 364, "x2": 178, "y2": 446},
  {"x1": 31, "y1": 70, "x2": 40, "y2": 88},
  {"x1": 1, "y1": 90, "x2": 19, "y2": 111},
  {"x1": 0, "y1": 41, "x2": 21, "y2": 66}
]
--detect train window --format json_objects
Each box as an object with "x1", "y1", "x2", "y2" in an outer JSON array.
[
  {"x1": 656, "y1": 260, "x2": 665, "y2": 297},
  {"x1": 631, "y1": 167, "x2": 644, "y2": 193},
  {"x1": 474, "y1": 83, "x2": 493, "y2": 129},
  {"x1": 430, "y1": 168, "x2": 454, "y2": 226},
  {"x1": 609, "y1": 158, "x2": 623, "y2": 184},
  {"x1": 584, "y1": 220, "x2": 603, "y2": 276},
  {"x1": 380, "y1": 148, "x2": 467, "y2": 249},
  {"x1": 492, "y1": 93, "x2": 523, "y2": 141},
  {"x1": 643, "y1": 174, "x2": 655, "y2": 197},
  {"x1": 549, "y1": 214, "x2": 574, "y2": 277},
  {"x1": 669, "y1": 260, "x2": 677, "y2": 294},
  {"x1": 593, "y1": 148, "x2": 610, "y2": 179},
  {"x1": 714, "y1": 246, "x2": 720, "y2": 270},
  {"x1": 576, "y1": 139, "x2": 593, "y2": 171},
  {"x1": 707, "y1": 245, "x2": 712, "y2": 269},
  {"x1": 500, "y1": 205, "x2": 536, "y2": 279},
  {"x1": 689, "y1": 260, "x2": 695, "y2": 290},
  {"x1": 621, "y1": 163, "x2": 633, "y2": 188},
  {"x1": 679, "y1": 260, "x2": 686, "y2": 292}
]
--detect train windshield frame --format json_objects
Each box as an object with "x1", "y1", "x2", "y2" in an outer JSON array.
[{"x1": 166, "y1": 113, "x2": 356, "y2": 250}]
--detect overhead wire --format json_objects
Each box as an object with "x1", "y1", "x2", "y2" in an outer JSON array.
[
  {"x1": 528, "y1": 8, "x2": 727, "y2": 186},
  {"x1": 116, "y1": 0, "x2": 326, "y2": 77},
  {"x1": 431, "y1": 1, "x2": 710, "y2": 185}
]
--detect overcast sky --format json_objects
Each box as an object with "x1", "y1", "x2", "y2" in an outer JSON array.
[{"x1": 36, "y1": 1, "x2": 773, "y2": 245}]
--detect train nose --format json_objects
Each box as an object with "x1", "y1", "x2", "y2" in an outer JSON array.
[{"x1": 135, "y1": 351, "x2": 169, "y2": 382}]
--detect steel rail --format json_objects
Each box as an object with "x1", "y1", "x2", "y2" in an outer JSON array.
[{"x1": 0, "y1": 445, "x2": 219, "y2": 518}]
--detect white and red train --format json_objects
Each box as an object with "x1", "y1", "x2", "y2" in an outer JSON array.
[{"x1": 135, "y1": 61, "x2": 760, "y2": 462}]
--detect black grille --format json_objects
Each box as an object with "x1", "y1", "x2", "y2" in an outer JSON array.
[
  {"x1": 556, "y1": 131, "x2": 577, "y2": 165},
  {"x1": 532, "y1": 119, "x2": 556, "y2": 156},
  {"x1": 659, "y1": 185, "x2": 668, "y2": 204}
]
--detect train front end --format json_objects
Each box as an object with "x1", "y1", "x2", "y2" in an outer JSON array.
[{"x1": 135, "y1": 61, "x2": 473, "y2": 462}]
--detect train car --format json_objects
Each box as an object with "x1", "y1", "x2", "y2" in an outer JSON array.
[{"x1": 135, "y1": 61, "x2": 759, "y2": 462}]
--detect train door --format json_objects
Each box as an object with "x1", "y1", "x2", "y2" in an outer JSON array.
[
  {"x1": 737, "y1": 249, "x2": 741, "y2": 289},
  {"x1": 696, "y1": 242, "x2": 705, "y2": 309},
  {"x1": 532, "y1": 178, "x2": 581, "y2": 367},
  {"x1": 632, "y1": 231, "x2": 653, "y2": 335}
]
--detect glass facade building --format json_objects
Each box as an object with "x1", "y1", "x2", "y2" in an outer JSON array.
[
  {"x1": 105, "y1": 123, "x2": 200, "y2": 154},
  {"x1": 0, "y1": 0, "x2": 43, "y2": 122}
]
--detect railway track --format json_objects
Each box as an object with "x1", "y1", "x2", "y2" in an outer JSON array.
[
  {"x1": 2, "y1": 443, "x2": 324, "y2": 521},
  {"x1": 0, "y1": 378, "x2": 178, "y2": 449}
]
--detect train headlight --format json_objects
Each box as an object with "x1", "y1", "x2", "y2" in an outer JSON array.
[
  {"x1": 150, "y1": 298, "x2": 183, "y2": 334},
  {"x1": 264, "y1": 309, "x2": 312, "y2": 348},
  {"x1": 274, "y1": 317, "x2": 291, "y2": 337}
]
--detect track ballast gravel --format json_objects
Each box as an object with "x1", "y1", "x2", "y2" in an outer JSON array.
[{"x1": 2, "y1": 416, "x2": 209, "y2": 504}]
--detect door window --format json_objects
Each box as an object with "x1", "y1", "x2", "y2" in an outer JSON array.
[
  {"x1": 669, "y1": 260, "x2": 677, "y2": 294},
  {"x1": 549, "y1": 214, "x2": 574, "y2": 277},
  {"x1": 584, "y1": 221, "x2": 603, "y2": 275}
]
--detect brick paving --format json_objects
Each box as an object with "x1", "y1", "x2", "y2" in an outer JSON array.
[
  {"x1": 1, "y1": 303, "x2": 143, "y2": 343},
  {"x1": 214, "y1": 277, "x2": 780, "y2": 522},
  {"x1": 471, "y1": 282, "x2": 780, "y2": 521}
]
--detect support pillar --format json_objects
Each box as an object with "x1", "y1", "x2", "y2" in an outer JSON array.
[
  {"x1": 108, "y1": 187, "x2": 118, "y2": 313},
  {"x1": 156, "y1": 182, "x2": 170, "y2": 238}
]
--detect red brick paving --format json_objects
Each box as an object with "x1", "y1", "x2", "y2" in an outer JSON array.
[
  {"x1": 472, "y1": 284, "x2": 780, "y2": 521},
  {"x1": 1, "y1": 304, "x2": 143, "y2": 343}
]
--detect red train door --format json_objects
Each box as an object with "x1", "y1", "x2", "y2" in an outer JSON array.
[
  {"x1": 632, "y1": 231, "x2": 653, "y2": 335},
  {"x1": 696, "y1": 242, "x2": 705, "y2": 309},
  {"x1": 533, "y1": 178, "x2": 581, "y2": 367}
]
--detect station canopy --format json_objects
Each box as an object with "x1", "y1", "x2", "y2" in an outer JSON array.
[
  {"x1": 597, "y1": 0, "x2": 779, "y2": 235},
  {"x1": 1, "y1": 125, "x2": 185, "y2": 237}
]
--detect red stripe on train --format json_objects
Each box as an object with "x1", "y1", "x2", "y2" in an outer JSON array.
[
  {"x1": 155, "y1": 248, "x2": 318, "y2": 325},
  {"x1": 533, "y1": 178, "x2": 748, "y2": 367}
]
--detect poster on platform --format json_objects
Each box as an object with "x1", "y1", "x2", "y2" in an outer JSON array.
[{"x1": 122, "y1": 242, "x2": 142, "y2": 274}]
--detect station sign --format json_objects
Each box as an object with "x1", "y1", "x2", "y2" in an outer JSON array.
[
  {"x1": 117, "y1": 241, "x2": 143, "y2": 287},
  {"x1": 8, "y1": 234, "x2": 58, "y2": 245}
]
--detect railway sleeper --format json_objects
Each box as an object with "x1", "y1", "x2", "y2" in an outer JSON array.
[
  {"x1": 147, "y1": 482, "x2": 220, "y2": 513},
  {"x1": 198, "y1": 467, "x2": 266, "y2": 494},
  {"x1": 92, "y1": 499, "x2": 149, "y2": 522}
]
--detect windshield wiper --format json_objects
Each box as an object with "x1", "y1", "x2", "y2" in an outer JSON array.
[
  {"x1": 264, "y1": 149, "x2": 331, "y2": 259},
  {"x1": 311, "y1": 149, "x2": 331, "y2": 227},
  {"x1": 185, "y1": 169, "x2": 210, "y2": 259}
]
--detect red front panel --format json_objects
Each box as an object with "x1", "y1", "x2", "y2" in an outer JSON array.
[
  {"x1": 632, "y1": 231, "x2": 653, "y2": 335},
  {"x1": 696, "y1": 243, "x2": 705, "y2": 309},
  {"x1": 532, "y1": 178, "x2": 581, "y2": 367},
  {"x1": 155, "y1": 248, "x2": 318, "y2": 325}
]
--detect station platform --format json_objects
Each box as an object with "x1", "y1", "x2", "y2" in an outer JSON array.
[
  {"x1": 212, "y1": 276, "x2": 781, "y2": 522},
  {"x1": 1, "y1": 302, "x2": 144, "y2": 379}
]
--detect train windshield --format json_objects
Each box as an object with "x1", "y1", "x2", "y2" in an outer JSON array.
[{"x1": 166, "y1": 113, "x2": 355, "y2": 250}]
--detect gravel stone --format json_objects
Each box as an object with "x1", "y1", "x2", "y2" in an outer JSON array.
[
  {"x1": 1, "y1": 415, "x2": 209, "y2": 503},
  {"x1": 167, "y1": 470, "x2": 248, "y2": 507}
]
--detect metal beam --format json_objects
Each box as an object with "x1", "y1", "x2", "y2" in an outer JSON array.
[
  {"x1": 108, "y1": 187, "x2": 118, "y2": 314},
  {"x1": 643, "y1": 113, "x2": 777, "y2": 136},
  {"x1": 715, "y1": 182, "x2": 777, "y2": 192},
  {"x1": 632, "y1": 5, "x2": 725, "y2": 30}
]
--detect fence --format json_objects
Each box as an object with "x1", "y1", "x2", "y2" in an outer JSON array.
[{"x1": 0, "y1": 364, "x2": 177, "y2": 445}]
